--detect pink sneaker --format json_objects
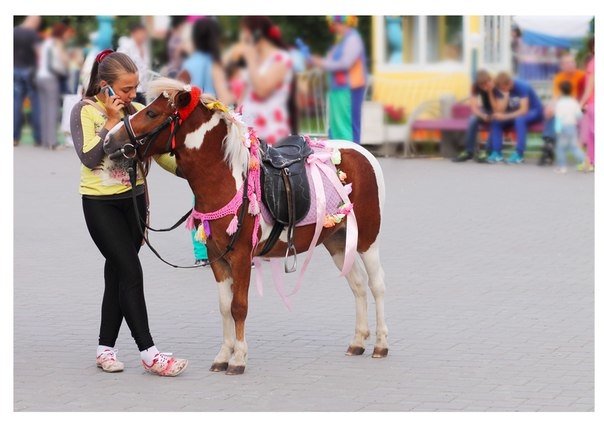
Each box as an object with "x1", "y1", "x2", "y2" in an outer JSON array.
[
  {"x1": 96, "y1": 347, "x2": 124, "y2": 373},
  {"x1": 142, "y1": 352, "x2": 188, "y2": 377}
]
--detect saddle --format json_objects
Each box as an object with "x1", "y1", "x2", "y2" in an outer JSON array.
[{"x1": 258, "y1": 135, "x2": 314, "y2": 271}]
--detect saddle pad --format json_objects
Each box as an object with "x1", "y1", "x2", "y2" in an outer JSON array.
[{"x1": 260, "y1": 160, "x2": 343, "y2": 227}]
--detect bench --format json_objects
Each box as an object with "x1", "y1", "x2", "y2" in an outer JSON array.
[{"x1": 411, "y1": 104, "x2": 545, "y2": 158}]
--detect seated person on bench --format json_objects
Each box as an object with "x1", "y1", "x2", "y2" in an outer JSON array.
[
  {"x1": 487, "y1": 72, "x2": 544, "y2": 164},
  {"x1": 453, "y1": 69, "x2": 498, "y2": 163}
]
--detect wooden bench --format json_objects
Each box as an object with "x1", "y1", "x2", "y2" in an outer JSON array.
[{"x1": 411, "y1": 104, "x2": 545, "y2": 158}]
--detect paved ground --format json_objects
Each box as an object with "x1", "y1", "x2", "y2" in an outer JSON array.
[{"x1": 14, "y1": 145, "x2": 594, "y2": 411}]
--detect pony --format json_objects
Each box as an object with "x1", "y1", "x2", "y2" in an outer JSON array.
[{"x1": 103, "y1": 78, "x2": 388, "y2": 375}]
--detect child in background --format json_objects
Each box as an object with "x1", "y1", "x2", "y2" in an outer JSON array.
[{"x1": 554, "y1": 81, "x2": 585, "y2": 173}]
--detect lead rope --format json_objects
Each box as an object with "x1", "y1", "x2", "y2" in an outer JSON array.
[{"x1": 128, "y1": 159, "x2": 250, "y2": 269}]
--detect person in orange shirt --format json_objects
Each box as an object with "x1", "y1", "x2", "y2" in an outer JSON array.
[{"x1": 539, "y1": 53, "x2": 585, "y2": 165}]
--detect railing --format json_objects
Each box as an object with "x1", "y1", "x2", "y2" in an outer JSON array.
[{"x1": 296, "y1": 69, "x2": 329, "y2": 137}]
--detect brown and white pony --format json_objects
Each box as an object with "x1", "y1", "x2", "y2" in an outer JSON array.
[{"x1": 104, "y1": 78, "x2": 388, "y2": 375}]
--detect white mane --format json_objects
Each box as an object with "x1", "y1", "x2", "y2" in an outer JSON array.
[{"x1": 146, "y1": 77, "x2": 250, "y2": 172}]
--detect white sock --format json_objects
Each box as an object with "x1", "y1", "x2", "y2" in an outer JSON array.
[
  {"x1": 140, "y1": 346, "x2": 160, "y2": 364},
  {"x1": 97, "y1": 345, "x2": 114, "y2": 357}
]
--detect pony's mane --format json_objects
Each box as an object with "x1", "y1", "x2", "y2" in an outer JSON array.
[{"x1": 146, "y1": 77, "x2": 250, "y2": 172}]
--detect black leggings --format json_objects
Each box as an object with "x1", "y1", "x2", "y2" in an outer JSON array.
[{"x1": 82, "y1": 193, "x2": 154, "y2": 351}]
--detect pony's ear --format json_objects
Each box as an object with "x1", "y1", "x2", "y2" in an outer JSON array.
[
  {"x1": 175, "y1": 90, "x2": 192, "y2": 109},
  {"x1": 176, "y1": 69, "x2": 191, "y2": 84}
]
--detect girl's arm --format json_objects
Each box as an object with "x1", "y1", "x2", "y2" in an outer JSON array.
[
  {"x1": 244, "y1": 47, "x2": 289, "y2": 99},
  {"x1": 579, "y1": 73, "x2": 594, "y2": 109},
  {"x1": 71, "y1": 103, "x2": 111, "y2": 168},
  {"x1": 212, "y1": 63, "x2": 235, "y2": 105}
]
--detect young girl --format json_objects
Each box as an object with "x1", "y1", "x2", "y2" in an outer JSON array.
[{"x1": 70, "y1": 49, "x2": 188, "y2": 376}]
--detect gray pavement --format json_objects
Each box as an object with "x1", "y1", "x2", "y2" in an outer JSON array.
[{"x1": 14, "y1": 146, "x2": 594, "y2": 411}]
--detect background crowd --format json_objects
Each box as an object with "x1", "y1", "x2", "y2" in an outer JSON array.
[{"x1": 13, "y1": 15, "x2": 595, "y2": 174}]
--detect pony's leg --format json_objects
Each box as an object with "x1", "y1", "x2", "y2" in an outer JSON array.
[
  {"x1": 210, "y1": 277, "x2": 235, "y2": 371},
  {"x1": 360, "y1": 242, "x2": 389, "y2": 358},
  {"x1": 210, "y1": 260, "x2": 235, "y2": 372},
  {"x1": 226, "y1": 258, "x2": 252, "y2": 375},
  {"x1": 324, "y1": 234, "x2": 370, "y2": 355}
]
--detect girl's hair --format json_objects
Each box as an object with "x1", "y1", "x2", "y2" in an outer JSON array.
[
  {"x1": 85, "y1": 51, "x2": 138, "y2": 107},
  {"x1": 240, "y1": 16, "x2": 287, "y2": 50},
  {"x1": 192, "y1": 18, "x2": 222, "y2": 63},
  {"x1": 240, "y1": 16, "x2": 298, "y2": 133}
]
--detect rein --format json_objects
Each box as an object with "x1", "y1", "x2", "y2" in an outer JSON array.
[{"x1": 127, "y1": 158, "x2": 251, "y2": 269}]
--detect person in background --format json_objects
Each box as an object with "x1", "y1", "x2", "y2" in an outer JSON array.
[
  {"x1": 539, "y1": 53, "x2": 585, "y2": 166},
  {"x1": 180, "y1": 17, "x2": 233, "y2": 104},
  {"x1": 487, "y1": 72, "x2": 543, "y2": 164},
  {"x1": 579, "y1": 37, "x2": 595, "y2": 172},
  {"x1": 117, "y1": 22, "x2": 150, "y2": 105},
  {"x1": 36, "y1": 22, "x2": 69, "y2": 150},
  {"x1": 453, "y1": 69, "x2": 497, "y2": 163},
  {"x1": 553, "y1": 81, "x2": 585, "y2": 173},
  {"x1": 163, "y1": 16, "x2": 188, "y2": 79},
  {"x1": 179, "y1": 17, "x2": 234, "y2": 267},
  {"x1": 311, "y1": 16, "x2": 367, "y2": 144},
  {"x1": 14, "y1": 15, "x2": 42, "y2": 147},
  {"x1": 70, "y1": 50, "x2": 188, "y2": 376},
  {"x1": 238, "y1": 16, "x2": 296, "y2": 145}
]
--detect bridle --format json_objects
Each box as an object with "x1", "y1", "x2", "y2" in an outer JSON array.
[
  {"x1": 112, "y1": 110, "x2": 181, "y2": 161},
  {"x1": 109, "y1": 93, "x2": 250, "y2": 270}
]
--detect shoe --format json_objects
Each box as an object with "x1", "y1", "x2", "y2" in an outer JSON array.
[
  {"x1": 475, "y1": 151, "x2": 489, "y2": 163},
  {"x1": 506, "y1": 152, "x2": 524, "y2": 164},
  {"x1": 555, "y1": 167, "x2": 568, "y2": 174},
  {"x1": 195, "y1": 259, "x2": 209, "y2": 267},
  {"x1": 13, "y1": 140, "x2": 19, "y2": 147},
  {"x1": 452, "y1": 151, "x2": 473, "y2": 162},
  {"x1": 96, "y1": 347, "x2": 124, "y2": 373},
  {"x1": 142, "y1": 352, "x2": 188, "y2": 377},
  {"x1": 577, "y1": 163, "x2": 594, "y2": 173},
  {"x1": 487, "y1": 152, "x2": 504, "y2": 164}
]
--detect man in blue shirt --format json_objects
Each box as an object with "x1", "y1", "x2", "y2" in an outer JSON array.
[{"x1": 487, "y1": 72, "x2": 543, "y2": 164}]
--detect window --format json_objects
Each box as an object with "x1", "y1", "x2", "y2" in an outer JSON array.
[
  {"x1": 426, "y1": 16, "x2": 464, "y2": 63},
  {"x1": 379, "y1": 16, "x2": 467, "y2": 68},
  {"x1": 482, "y1": 16, "x2": 505, "y2": 65},
  {"x1": 384, "y1": 16, "x2": 420, "y2": 64}
]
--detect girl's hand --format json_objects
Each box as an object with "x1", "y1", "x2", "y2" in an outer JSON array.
[{"x1": 100, "y1": 89, "x2": 125, "y2": 125}]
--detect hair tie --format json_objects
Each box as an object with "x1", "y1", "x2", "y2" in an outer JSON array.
[
  {"x1": 268, "y1": 25, "x2": 281, "y2": 41},
  {"x1": 95, "y1": 48, "x2": 114, "y2": 64}
]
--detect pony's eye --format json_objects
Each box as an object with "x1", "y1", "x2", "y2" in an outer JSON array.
[{"x1": 146, "y1": 110, "x2": 158, "y2": 119}]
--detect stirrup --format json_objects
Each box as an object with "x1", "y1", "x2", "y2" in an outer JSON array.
[{"x1": 284, "y1": 244, "x2": 297, "y2": 273}]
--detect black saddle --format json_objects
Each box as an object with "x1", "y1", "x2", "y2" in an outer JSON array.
[{"x1": 258, "y1": 135, "x2": 314, "y2": 271}]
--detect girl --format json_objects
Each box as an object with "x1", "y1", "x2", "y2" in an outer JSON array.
[
  {"x1": 238, "y1": 16, "x2": 297, "y2": 145},
  {"x1": 70, "y1": 49, "x2": 188, "y2": 377}
]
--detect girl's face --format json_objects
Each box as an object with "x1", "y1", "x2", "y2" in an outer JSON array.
[
  {"x1": 101, "y1": 72, "x2": 139, "y2": 104},
  {"x1": 239, "y1": 27, "x2": 254, "y2": 46}
]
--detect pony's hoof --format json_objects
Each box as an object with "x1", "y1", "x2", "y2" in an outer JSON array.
[
  {"x1": 346, "y1": 345, "x2": 365, "y2": 356},
  {"x1": 225, "y1": 365, "x2": 246, "y2": 375},
  {"x1": 372, "y1": 347, "x2": 389, "y2": 358},
  {"x1": 209, "y1": 362, "x2": 229, "y2": 372}
]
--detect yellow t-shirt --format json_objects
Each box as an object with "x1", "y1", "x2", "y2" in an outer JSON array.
[{"x1": 70, "y1": 98, "x2": 178, "y2": 196}]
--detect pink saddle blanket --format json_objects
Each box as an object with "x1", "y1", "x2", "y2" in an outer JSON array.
[{"x1": 259, "y1": 160, "x2": 342, "y2": 227}]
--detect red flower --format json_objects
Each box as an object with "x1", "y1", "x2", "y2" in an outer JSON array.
[
  {"x1": 250, "y1": 91, "x2": 262, "y2": 102},
  {"x1": 254, "y1": 115, "x2": 267, "y2": 128},
  {"x1": 274, "y1": 108, "x2": 284, "y2": 122}
]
